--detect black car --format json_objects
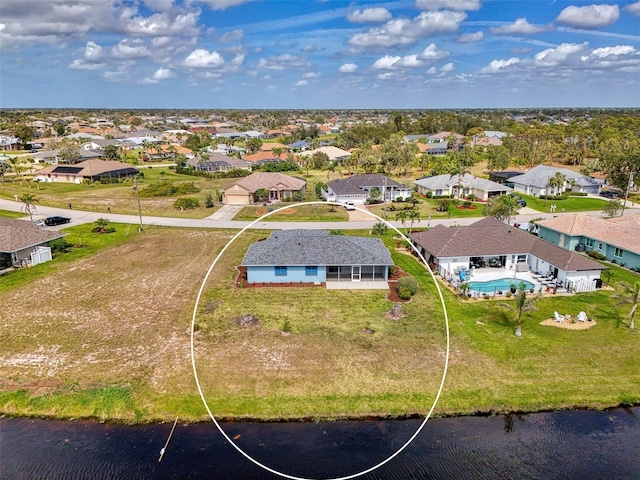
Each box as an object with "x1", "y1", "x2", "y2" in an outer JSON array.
[
  {"x1": 44, "y1": 216, "x2": 71, "y2": 226},
  {"x1": 600, "y1": 190, "x2": 619, "y2": 199},
  {"x1": 508, "y1": 194, "x2": 527, "y2": 207}
]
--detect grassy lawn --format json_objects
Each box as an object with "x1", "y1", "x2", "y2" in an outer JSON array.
[
  {"x1": 234, "y1": 203, "x2": 349, "y2": 222},
  {"x1": 519, "y1": 193, "x2": 610, "y2": 213},
  {"x1": 0, "y1": 168, "x2": 234, "y2": 218},
  {"x1": 0, "y1": 209, "x2": 27, "y2": 219},
  {"x1": 367, "y1": 198, "x2": 484, "y2": 221},
  {"x1": 0, "y1": 226, "x2": 638, "y2": 423}
]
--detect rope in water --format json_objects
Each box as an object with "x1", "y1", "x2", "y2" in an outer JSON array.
[{"x1": 158, "y1": 417, "x2": 179, "y2": 463}]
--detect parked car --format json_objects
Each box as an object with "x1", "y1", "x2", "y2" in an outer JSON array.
[
  {"x1": 488, "y1": 257, "x2": 502, "y2": 268},
  {"x1": 32, "y1": 219, "x2": 45, "y2": 227},
  {"x1": 44, "y1": 216, "x2": 71, "y2": 226},
  {"x1": 600, "y1": 190, "x2": 619, "y2": 199},
  {"x1": 508, "y1": 194, "x2": 527, "y2": 207},
  {"x1": 343, "y1": 201, "x2": 356, "y2": 211}
]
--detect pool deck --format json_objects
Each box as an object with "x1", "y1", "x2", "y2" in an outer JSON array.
[{"x1": 466, "y1": 267, "x2": 567, "y2": 296}]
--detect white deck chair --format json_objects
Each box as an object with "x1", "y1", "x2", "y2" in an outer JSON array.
[
  {"x1": 577, "y1": 311, "x2": 587, "y2": 322},
  {"x1": 554, "y1": 311, "x2": 565, "y2": 322}
]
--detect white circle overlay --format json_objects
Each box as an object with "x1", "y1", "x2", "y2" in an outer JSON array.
[{"x1": 190, "y1": 201, "x2": 450, "y2": 480}]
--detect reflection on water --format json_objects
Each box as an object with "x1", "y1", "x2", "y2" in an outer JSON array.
[{"x1": 2, "y1": 408, "x2": 639, "y2": 479}]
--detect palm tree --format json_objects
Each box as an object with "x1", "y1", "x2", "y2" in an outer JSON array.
[
  {"x1": 371, "y1": 221, "x2": 388, "y2": 237},
  {"x1": 448, "y1": 160, "x2": 471, "y2": 199},
  {"x1": 19, "y1": 193, "x2": 37, "y2": 221},
  {"x1": 498, "y1": 283, "x2": 539, "y2": 337},
  {"x1": 407, "y1": 209, "x2": 420, "y2": 233},
  {"x1": 395, "y1": 210, "x2": 408, "y2": 233},
  {"x1": 614, "y1": 280, "x2": 639, "y2": 329},
  {"x1": 547, "y1": 171, "x2": 567, "y2": 196}
]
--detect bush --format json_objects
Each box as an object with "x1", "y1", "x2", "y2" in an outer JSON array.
[
  {"x1": 174, "y1": 197, "x2": 200, "y2": 210},
  {"x1": 425, "y1": 191, "x2": 433, "y2": 198},
  {"x1": 99, "y1": 177, "x2": 121, "y2": 184},
  {"x1": 567, "y1": 191, "x2": 588, "y2": 196},
  {"x1": 49, "y1": 238, "x2": 70, "y2": 253},
  {"x1": 436, "y1": 199, "x2": 451, "y2": 212},
  {"x1": 204, "y1": 193, "x2": 214, "y2": 208},
  {"x1": 397, "y1": 276, "x2": 419, "y2": 296},
  {"x1": 397, "y1": 285, "x2": 412, "y2": 300},
  {"x1": 586, "y1": 250, "x2": 606, "y2": 260}
]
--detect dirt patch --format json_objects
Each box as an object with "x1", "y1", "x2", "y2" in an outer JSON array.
[
  {"x1": 236, "y1": 314, "x2": 260, "y2": 327},
  {"x1": 540, "y1": 318, "x2": 597, "y2": 330}
]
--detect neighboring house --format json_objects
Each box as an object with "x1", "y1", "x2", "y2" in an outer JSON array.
[
  {"x1": 536, "y1": 213, "x2": 640, "y2": 271},
  {"x1": 409, "y1": 217, "x2": 606, "y2": 293},
  {"x1": 193, "y1": 153, "x2": 252, "y2": 172},
  {"x1": 414, "y1": 173, "x2": 512, "y2": 201},
  {"x1": 222, "y1": 172, "x2": 306, "y2": 204},
  {"x1": 240, "y1": 229, "x2": 393, "y2": 287},
  {"x1": 489, "y1": 171, "x2": 524, "y2": 185},
  {"x1": 0, "y1": 218, "x2": 64, "y2": 270},
  {"x1": 0, "y1": 134, "x2": 22, "y2": 150},
  {"x1": 508, "y1": 165, "x2": 602, "y2": 196},
  {"x1": 324, "y1": 174, "x2": 412, "y2": 204},
  {"x1": 36, "y1": 159, "x2": 139, "y2": 183},
  {"x1": 300, "y1": 146, "x2": 351, "y2": 163}
]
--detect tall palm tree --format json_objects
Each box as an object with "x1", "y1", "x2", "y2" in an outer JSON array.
[
  {"x1": 614, "y1": 280, "x2": 639, "y2": 329},
  {"x1": 19, "y1": 193, "x2": 38, "y2": 221},
  {"x1": 371, "y1": 221, "x2": 388, "y2": 237},
  {"x1": 547, "y1": 171, "x2": 567, "y2": 196},
  {"x1": 395, "y1": 210, "x2": 408, "y2": 233},
  {"x1": 448, "y1": 160, "x2": 471, "y2": 199},
  {"x1": 498, "y1": 283, "x2": 539, "y2": 337},
  {"x1": 407, "y1": 209, "x2": 420, "y2": 233}
]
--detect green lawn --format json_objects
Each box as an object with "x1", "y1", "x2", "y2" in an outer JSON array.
[
  {"x1": 519, "y1": 193, "x2": 610, "y2": 213},
  {"x1": 0, "y1": 209, "x2": 27, "y2": 219},
  {"x1": 234, "y1": 203, "x2": 349, "y2": 222}
]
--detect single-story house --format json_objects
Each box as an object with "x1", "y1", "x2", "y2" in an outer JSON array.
[
  {"x1": 299, "y1": 146, "x2": 351, "y2": 163},
  {"x1": 536, "y1": 213, "x2": 640, "y2": 271},
  {"x1": 36, "y1": 159, "x2": 139, "y2": 183},
  {"x1": 222, "y1": 172, "x2": 306, "y2": 205},
  {"x1": 240, "y1": 229, "x2": 393, "y2": 287},
  {"x1": 323, "y1": 174, "x2": 412, "y2": 204},
  {"x1": 508, "y1": 165, "x2": 602, "y2": 196},
  {"x1": 489, "y1": 171, "x2": 524, "y2": 185},
  {"x1": 0, "y1": 218, "x2": 64, "y2": 270},
  {"x1": 414, "y1": 173, "x2": 512, "y2": 201},
  {"x1": 192, "y1": 153, "x2": 251, "y2": 172},
  {"x1": 409, "y1": 217, "x2": 606, "y2": 293}
]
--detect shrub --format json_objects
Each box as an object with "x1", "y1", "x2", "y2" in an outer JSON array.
[
  {"x1": 397, "y1": 275, "x2": 419, "y2": 296},
  {"x1": 49, "y1": 238, "x2": 70, "y2": 253},
  {"x1": 425, "y1": 191, "x2": 433, "y2": 198},
  {"x1": 204, "y1": 193, "x2": 214, "y2": 208},
  {"x1": 99, "y1": 177, "x2": 121, "y2": 184},
  {"x1": 282, "y1": 319, "x2": 292, "y2": 333},
  {"x1": 174, "y1": 182, "x2": 200, "y2": 195},
  {"x1": 436, "y1": 199, "x2": 451, "y2": 212},
  {"x1": 467, "y1": 193, "x2": 477, "y2": 202},
  {"x1": 586, "y1": 250, "x2": 606, "y2": 260},
  {"x1": 174, "y1": 197, "x2": 200, "y2": 210},
  {"x1": 397, "y1": 285, "x2": 412, "y2": 300},
  {"x1": 568, "y1": 191, "x2": 588, "y2": 196}
]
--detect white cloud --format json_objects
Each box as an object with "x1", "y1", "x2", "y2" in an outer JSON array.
[
  {"x1": 142, "y1": 0, "x2": 174, "y2": 11},
  {"x1": 377, "y1": 72, "x2": 395, "y2": 80},
  {"x1": 184, "y1": 48, "x2": 225, "y2": 67},
  {"x1": 457, "y1": 31, "x2": 484, "y2": 42},
  {"x1": 479, "y1": 57, "x2": 521, "y2": 74},
  {"x1": 142, "y1": 67, "x2": 175, "y2": 83},
  {"x1": 625, "y1": 1, "x2": 640, "y2": 16},
  {"x1": 302, "y1": 71, "x2": 319, "y2": 79},
  {"x1": 301, "y1": 44, "x2": 316, "y2": 52},
  {"x1": 534, "y1": 42, "x2": 588, "y2": 67},
  {"x1": 580, "y1": 45, "x2": 640, "y2": 69},
  {"x1": 119, "y1": 10, "x2": 200, "y2": 36},
  {"x1": 220, "y1": 29, "x2": 244, "y2": 42},
  {"x1": 440, "y1": 62, "x2": 455, "y2": 72},
  {"x1": 372, "y1": 43, "x2": 448, "y2": 70},
  {"x1": 111, "y1": 39, "x2": 151, "y2": 59},
  {"x1": 83, "y1": 41, "x2": 103, "y2": 61},
  {"x1": 419, "y1": 43, "x2": 449, "y2": 62},
  {"x1": 294, "y1": 79, "x2": 308, "y2": 86},
  {"x1": 194, "y1": 0, "x2": 253, "y2": 10},
  {"x1": 415, "y1": 0, "x2": 481, "y2": 10},
  {"x1": 348, "y1": 10, "x2": 466, "y2": 47},
  {"x1": 556, "y1": 4, "x2": 620, "y2": 29},
  {"x1": 69, "y1": 59, "x2": 105, "y2": 70},
  {"x1": 426, "y1": 66, "x2": 438, "y2": 74},
  {"x1": 347, "y1": 7, "x2": 392, "y2": 23},
  {"x1": 256, "y1": 54, "x2": 309, "y2": 70},
  {"x1": 339, "y1": 63, "x2": 359, "y2": 73},
  {"x1": 490, "y1": 18, "x2": 548, "y2": 35},
  {"x1": 372, "y1": 55, "x2": 402, "y2": 70}
]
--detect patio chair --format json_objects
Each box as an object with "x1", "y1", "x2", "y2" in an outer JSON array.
[
  {"x1": 577, "y1": 311, "x2": 588, "y2": 322},
  {"x1": 554, "y1": 311, "x2": 565, "y2": 322}
]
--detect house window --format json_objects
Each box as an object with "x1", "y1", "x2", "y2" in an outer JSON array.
[
  {"x1": 585, "y1": 238, "x2": 593, "y2": 247},
  {"x1": 305, "y1": 266, "x2": 318, "y2": 276},
  {"x1": 614, "y1": 248, "x2": 623, "y2": 258},
  {"x1": 597, "y1": 243, "x2": 603, "y2": 251},
  {"x1": 275, "y1": 266, "x2": 287, "y2": 276}
]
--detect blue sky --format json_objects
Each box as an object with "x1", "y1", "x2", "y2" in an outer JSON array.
[{"x1": 1, "y1": 0, "x2": 639, "y2": 109}]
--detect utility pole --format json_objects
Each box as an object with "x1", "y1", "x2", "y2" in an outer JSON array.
[
  {"x1": 133, "y1": 175, "x2": 143, "y2": 231},
  {"x1": 621, "y1": 171, "x2": 635, "y2": 217}
]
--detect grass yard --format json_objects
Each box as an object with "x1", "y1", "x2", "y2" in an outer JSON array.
[
  {"x1": 0, "y1": 168, "x2": 235, "y2": 218},
  {"x1": 0, "y1": 209, "x2": 27, "y2": 219},
  {"x1": 234, "y1": 203, "x2": 349, "y2": 222},
  {"x1": 367, "y1": 198, "x2": 484, "y2": 221},
  {"x1": 518, "y1": 193, "x2": 609, "y2": 213},
  {"x1": 0, "y1": 226, "x2": 638, "y2": 423}
]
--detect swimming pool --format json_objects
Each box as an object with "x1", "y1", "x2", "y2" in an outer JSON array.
[{"x1": 467, "y1": 278, "x2": 535, "y2": 293}]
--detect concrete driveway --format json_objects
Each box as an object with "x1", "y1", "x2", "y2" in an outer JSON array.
[{"x1": 206, "y1": 204, "x2": 244, "y2": 220}]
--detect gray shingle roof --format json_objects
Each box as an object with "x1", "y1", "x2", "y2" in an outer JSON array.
[
  {"x1": 409, "y1": 217, "x2": 604, "y2": 272},
  {"x1": 414, "y1": 173, "x2": 512, "y2": 192},
  {"x1": 509, "y1": 165, "x2": 601, "y2": 189},
  {"x1": 0, "y1": 218, "x2": 64, "y2": 253},
  {"x1": 327, "y1": 174, "x2": 410, "y2": 196},
  {"x1": 241, "y1": 230, "x2": 393, "y2": 266}
]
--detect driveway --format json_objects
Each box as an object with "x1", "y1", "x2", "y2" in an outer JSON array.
[
  {"x1": 206, "y1": 204, "x2": 244, "y2": 221},
  {"x1": 348, "y1": 204, "x2": 375, "y2": 221}
]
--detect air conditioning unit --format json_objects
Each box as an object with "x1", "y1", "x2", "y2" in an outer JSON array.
[{"x1": 575, "y1": 243, "x2": 586, "y2": 252}]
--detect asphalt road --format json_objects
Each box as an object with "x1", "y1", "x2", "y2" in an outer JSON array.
[{"x1": 1, "y1": 197, "x2": 638, "y2": 232}]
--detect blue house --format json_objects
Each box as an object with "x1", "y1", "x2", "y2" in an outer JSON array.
[
  {"x1": 537, "y1": 213, "x2": 640, "y2": 271},
  {"x1": 240, "y1": 230, "x2": 393, "y2": 287}
]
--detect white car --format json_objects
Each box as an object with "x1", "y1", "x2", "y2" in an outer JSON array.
[{"x1": 343, "y1": 201, "x2": 356, "y2": 211}]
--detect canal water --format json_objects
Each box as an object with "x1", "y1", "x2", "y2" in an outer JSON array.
[{"x1": 2, "y1": 408, "x2": 639, "y2": 479}]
